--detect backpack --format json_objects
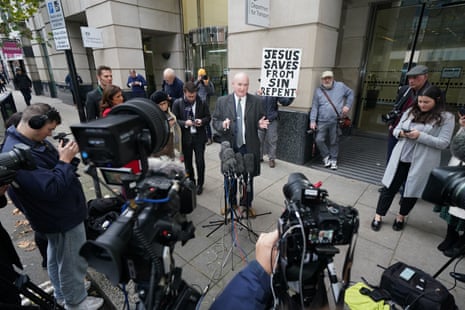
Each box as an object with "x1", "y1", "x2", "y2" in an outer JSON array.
[{"x1": 380, "y1": 262, "x2": 456, "y2": 310}]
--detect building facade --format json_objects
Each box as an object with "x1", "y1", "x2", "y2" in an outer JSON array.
[{"x1": 3, "y1": 0, "x2": 464, "y2": 161}]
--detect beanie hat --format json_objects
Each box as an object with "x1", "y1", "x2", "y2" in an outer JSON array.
[
  {"x1": 198, "y1": 68, "x2": 206, "y2": 76},
  {"x1": 150, "y1": 91, "x2": 169, "y2": 104}
]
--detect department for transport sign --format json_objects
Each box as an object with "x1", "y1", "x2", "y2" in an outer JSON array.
[{"x1": 260, "y1": 48, "x2": 302, "y2": 98}]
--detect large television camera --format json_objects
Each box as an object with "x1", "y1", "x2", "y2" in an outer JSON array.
[
  {"x1": 422, "y1": 166, "x2": 465, "y2": 211},
  {"x1": 275, "y1": 173, "x2": 359, "y2": 309},
  {"x1": 71, "y1": 98, "x2": 200, "y2": 309},
  {"x1": 0, "y1": 143, "x2": 36, "y2": 185}
]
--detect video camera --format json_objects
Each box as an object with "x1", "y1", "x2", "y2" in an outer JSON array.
[
  {"x1": 275, "y1": 173, "x2": 359, "y2": 308},
  {"x1": 71, "y1": 98, "x2": 200, "y2": 309},
  {"x1": 422, "y1": 166, "x2": 465, "y2": 211},
  {"x1": 0, "y1": 143, "x2": 36, "y2": 185},
  {"x1": 381, "y1": 109, "x2": 402, "y2": 126}
]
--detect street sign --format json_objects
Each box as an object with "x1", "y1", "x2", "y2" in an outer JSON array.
[
  {"x1": 46, "y1": 0, "x2": 66, "y2": 30},
  {"x1": 53, "y1": 28, "x2": 71, "y2": 50},
  {"x1": 80, "y1": 27, "x2": 104, "y2": 48}
]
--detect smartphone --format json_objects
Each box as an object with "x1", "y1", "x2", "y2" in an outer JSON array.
[
  {"x1": 458, "y1": 107, "x2": 465, "y2": 116},
  {"x1": 403, "y1": 129, "x2": 411, "y2": 133}
]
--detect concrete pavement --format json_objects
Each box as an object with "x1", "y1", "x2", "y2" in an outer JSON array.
[{"x1": 1, "y1": 88, "x2": 464, "y2": 309}]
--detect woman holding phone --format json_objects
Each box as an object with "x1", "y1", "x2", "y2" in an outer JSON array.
[{"x1": 371, "y1": 86, "x2": 455, "y2": 232}]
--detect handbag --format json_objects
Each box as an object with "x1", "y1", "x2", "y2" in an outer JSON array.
[{"x1": 321, "y1": 89, "x2": 352, "y2": 130}]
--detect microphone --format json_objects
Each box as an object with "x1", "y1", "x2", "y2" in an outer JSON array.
[
  {"x1": 219, "y1": 141, "x2": 231, "y2": 161},
  {"x1": 221, "y1": 148, "x2": 236, "y2": 175},
  {"x1": 235, "y1": 152, "x2": 245, "y2": 175},
  {"x1": 244, "y1": 153, "x2": 255, "y2": 193},
  {"x1": 451, "y1": 130, "x2": 465, "y2": 162},
  {"x1": 244, "y1": 153, "x2": 255, "y2": 175}
]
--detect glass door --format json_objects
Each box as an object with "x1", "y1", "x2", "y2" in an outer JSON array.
[{"x1": 358, "y1": 2, "x2": 465, "y2": 134}]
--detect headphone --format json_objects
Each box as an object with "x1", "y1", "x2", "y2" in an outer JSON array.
[{"x1": 28, "y1": 107, "x2": 59, "y2": 129}]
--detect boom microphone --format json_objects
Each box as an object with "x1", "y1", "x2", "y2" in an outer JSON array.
[
  {"x1": 451, "y1": 129, "x2": 465, "y2": 162},
  {"x1": 235, "y1": 152, "x2": 245, "y2": 175}
]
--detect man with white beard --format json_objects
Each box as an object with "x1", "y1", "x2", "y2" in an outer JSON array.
[{"x1": 309, "y1": 71, "x2": 353, "y2": 170}]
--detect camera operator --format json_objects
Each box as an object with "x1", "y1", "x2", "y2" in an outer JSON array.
[
  {"x1": 385, "y1": 65, "x2": 431, "y2": 162},
  {"x1": 2, "y1": 103, "x2": 103, "y2": 309},
  {"x1": 210, "y1": 230, "x2": 278, "y2": 310},
  {"x1": 195, "y1": 68, "x2": 215, "y2": 145},
  {"x1": 434, "y1": 114, "x2": 465, "y2": 257}
]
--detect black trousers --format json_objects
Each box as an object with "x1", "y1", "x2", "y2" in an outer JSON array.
[
  {"x1": 182, "y1": 134, "x2": 206, "y2": 187},
  {"x1": 376, "y1": 161, "x2": 417, "y2": 217}
]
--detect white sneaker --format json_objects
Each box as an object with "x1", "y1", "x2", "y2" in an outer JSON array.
[
  {"x1": 323, "y1": 156, "x2": 331, "y2": 168},
  {"x1": 65, "y1": 296, "x2": 104, "y2": 310},
  {"x1": 330, "y1": 160, "x2": 338, "y2": 170}
]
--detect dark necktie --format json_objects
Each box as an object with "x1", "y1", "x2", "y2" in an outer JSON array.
[{"x1": 236, "y1": 98, "x2": 244, "y2": 147}]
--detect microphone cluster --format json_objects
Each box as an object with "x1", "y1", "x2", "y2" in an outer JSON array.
[{"x1": 219, "y1": 141, "x2": 255, "y2": 178}]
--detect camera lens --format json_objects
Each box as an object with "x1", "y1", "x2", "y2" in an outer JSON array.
[{"x1": 283, "y1": 172, "x2": 311, "y2": 202}]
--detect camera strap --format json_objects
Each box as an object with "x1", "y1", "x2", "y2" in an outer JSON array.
[
  {"x1": 321, "y1": 89, "x2": 341, "y2": 119},
  {"x1": 393, "y1": 87, "x2": 412, "y2": 111}
]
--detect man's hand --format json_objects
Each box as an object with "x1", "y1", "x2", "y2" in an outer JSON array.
[
  {"x1": 58, "y1": 140, "x2": 79, "y2": 163},
  {"x1": 342, "y1": 106, "x2": 350, "y2": 115},
  {"x1": 223, "y1": 118, "x2": 231, "y2": 130},
  {"x1": 310, "y1": 122, "x2": 317, "y2": 130},
  {"x1": 259, "y1": 116, "x2": 269, "y2": 129},
  {"x1": 256, "y1": 230, "x2": 279, "y2": 274}
]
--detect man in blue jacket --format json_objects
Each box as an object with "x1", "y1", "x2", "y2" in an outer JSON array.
[
  {"x1": 3, "y1": 103, "x2": 103, "y2": 310},
  {"x1": 127, "y1": 69, "x2": 147, "y2": 98},
  {"x1": 210, "y1": 230, "x2": 278, "y2": 309}
]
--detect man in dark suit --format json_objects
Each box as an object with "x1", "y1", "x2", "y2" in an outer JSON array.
[
  {"x1": 85, "y1": 65, "x2": 112, "y2": 121},
  {"x1": 172, "y1": 81, "x2": 211, "y2": 195},
  {"x1": 212, "y1": 72, "x2": 269, "y2": 216}
]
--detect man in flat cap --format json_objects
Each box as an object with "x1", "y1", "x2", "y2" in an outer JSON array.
[
  {"x1": 309, "y1": 70, "x2": 353, "y2": 170},
  {"x1": 384, "y1": 64, "x2": 430, "y2": 162}
]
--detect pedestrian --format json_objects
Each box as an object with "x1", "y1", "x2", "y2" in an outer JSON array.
[
  {"x1": 195, "y1": 68, "x2": 215, "y2": 145},
  {"x1": 99, "y1": 84, "x2": 124, "y2": 117},
  {"x1": 256, "y1": 89, "x2": 294, "y2": 168},
  {"x1": 434, "y1": 114, "x2": 465, "y2": 257},
  {"x1": 212, "y1": 72, "x2": 269, "y2": 216},
  {"x1": 309, "y1": 71, "x2": 353, "y2": 170},
  {"x1": 371, "y1": 86, "x2": 454, "y2": 232},
  {"x1": 150, "y1": 90, "x2": 182, "y2": 159},
  {"x1": 13, "y1": 68, "x2": 32, "y2": 106},
  {"x1": 85, "y1": 65, "x2": 112, "y2": 121},
  {"x1": 126, "y1": 69, "x2": 147, "y2": 98},
  {"x1": 384, "y1": 64, "x2": 431, "y2": 162},
  {"x1": 65, "y1": 72, "x2": 83, "y2": 103},
  {"x1": 3, "y1": 103, "x2": 103, "y2": 309},
  {"x1": 172, "y1": 81, "x2": 211, "y2": 195},
  {"x1": 162, "y1": 68, "x2": 184, "y2": 103}
]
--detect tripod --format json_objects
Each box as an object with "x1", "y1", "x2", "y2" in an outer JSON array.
[{"x1": 433, "y1": 246, "x2": 465, "y2": 283}]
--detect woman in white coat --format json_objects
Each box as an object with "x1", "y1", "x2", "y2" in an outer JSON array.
[{"x1": 371, "y1": 86, "x2": 455, "y2": 231}]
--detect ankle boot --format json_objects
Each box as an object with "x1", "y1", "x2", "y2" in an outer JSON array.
[
  {"x1": 444, "y1": 233, "x2": 465, "y2": 258},
  {"x1": 437, "y1": 225, "x2": 459, "y2": 251}
]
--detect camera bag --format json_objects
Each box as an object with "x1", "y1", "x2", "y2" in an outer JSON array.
[
  {"x1": 379, "y1": 261, "x2": 456, "y2": 310},
  {"x1": 345, "y1": 282, "x2": 391, "y2": 310}
]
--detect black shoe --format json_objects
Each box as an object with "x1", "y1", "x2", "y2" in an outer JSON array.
[
  {"x1": 196, "y1": 185, "x2": 203, "y2": 195},
  {"x1": 392, "y1": 219, "x2": 404, "y2": 231},
  {"x1": 371, "y1": 218, "x2": 382, "y2": 231},
  {"x1": 437, "y1": 233, "x2": 459, "y2": 252},
  {"x1": 444, "y1": 244, "x2": 465, "y2": 258}
]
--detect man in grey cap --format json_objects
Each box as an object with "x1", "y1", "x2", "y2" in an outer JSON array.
[{"x1": 384, "y1": 64, "x2": 430, "y2": 162}]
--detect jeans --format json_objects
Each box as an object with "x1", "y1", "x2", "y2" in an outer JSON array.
[
  {"x1": 46, "y1": 222, "x2": 87, "y2": 306},
  {"x1": 315, "y1": 121, "x2": 339, "y2": 160}
]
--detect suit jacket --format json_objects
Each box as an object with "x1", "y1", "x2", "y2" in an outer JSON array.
[
  {"x1": 85, "y1": 86, "x2": 103, "y2": 121},
  {"x1": 212, "y1": 93, "x2": 265, "y2": 176},
  {"x1": 172, "y1": 95, "x2": 211, "y2": 145}
]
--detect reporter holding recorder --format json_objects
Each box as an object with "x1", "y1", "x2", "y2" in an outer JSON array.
[{"x1": 371, "y1": 86, "x2": 454, "y2": 232}]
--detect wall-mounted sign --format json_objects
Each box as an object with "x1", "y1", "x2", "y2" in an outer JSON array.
[
  {"x1": 2, "y1": 40, "x2": 23, "y2": 60},
  {"x1": 260, "y1": 48, "x2": 302, "y2": 98},
  {"x1": 246, "y1": 0, "x2": 270, "y2": 28},
  {"x1": 52, "y1": 28, "x2": 70, "y2": 50},
  {"x1": 441, "y1": 67, "x2": 462, "y2": 79},
  {"x1": 81, "y1": 27, "x2": 104, "y2": 49}
]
